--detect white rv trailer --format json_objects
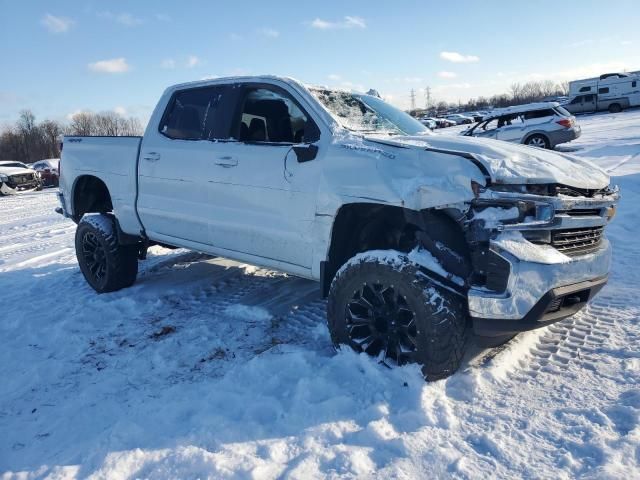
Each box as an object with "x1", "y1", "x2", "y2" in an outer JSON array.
[
  {"x1": 568, "y1": 71, "x2": 640, "y2": 96},
  {"x1": 565, "y1": 71, "x2": 640, "y2": 114}
]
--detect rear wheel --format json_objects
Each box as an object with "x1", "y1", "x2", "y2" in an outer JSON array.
[
  {"x1": 526, "y1": 134, "x2": 550, "y2": 149},
  {"x1": 608, "y1": 103, "x2": 622, "y2": 114},
  {"x1": 75, "y1": 214, "x2": 138, "y2": 293},
  {"x1": 327, "y1": 251, "x2": 468, "y2": 381}
]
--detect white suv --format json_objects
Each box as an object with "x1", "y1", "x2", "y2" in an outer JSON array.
[{"x1": 461, "y1": 102, "x2": 580, "y2": 149}]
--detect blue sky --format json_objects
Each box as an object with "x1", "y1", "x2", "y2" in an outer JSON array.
[{"x1": 2, "y1": 0, "x2": 640, "y2": 124}]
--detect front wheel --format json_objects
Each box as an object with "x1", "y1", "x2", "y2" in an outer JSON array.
[
  {"x1": 75, "y1": 214, "x2": 138, "y2": 293},
  {"x1": 327, "y1": 251, "x2": 468, "y2": 381}
]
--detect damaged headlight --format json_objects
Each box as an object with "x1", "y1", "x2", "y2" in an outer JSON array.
[
  {"x1": 472, "y1": 198, "x2": 555, "y2": 230},
  {"x1": 489, "y1": 183, "x2": 555, "y2": 196}
]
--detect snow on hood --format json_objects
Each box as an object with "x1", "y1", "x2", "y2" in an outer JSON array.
[
  {"x1": 0, "y1": 166, "x2": 35, "y2": 176},
  {"x1": 367, "y1": 134, "x2": 610, "y2": 190}
]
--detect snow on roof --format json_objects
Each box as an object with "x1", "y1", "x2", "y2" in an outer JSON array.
[
  {"x1": 488, "y1": 102, "x2": 560, "y2": 117},
  {"x1": 166, "y1": 76, "x2": 368, "y2": 97},
  {"x1": 168, "y1": 75, "x2": 306, "y2": 92}
]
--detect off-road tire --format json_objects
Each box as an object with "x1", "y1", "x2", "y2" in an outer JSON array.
[
  {"x1": 75, "y1": 214, "x2": 138, "y2": 293},
  {"x1": 525, "y1": 134, "x2": 550, "y2": 149},
  {"x1": 327, "y1": 251, "x2": 468, "y2": 381},
  {"x1": 608, "y1": 103, "x2": 622, "y2": 114}
]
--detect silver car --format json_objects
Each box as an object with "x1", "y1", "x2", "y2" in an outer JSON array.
[{"x1": 461, "y1": 102, "x2": 581, "y2": 149}]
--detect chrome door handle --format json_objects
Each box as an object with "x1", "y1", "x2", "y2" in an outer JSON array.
[
  {"x1": 143, "y1": 152, "x2": 161, "y2": 162},
  {"x1": 214, "y1": 156, "x2": 238, "y2": 167}
]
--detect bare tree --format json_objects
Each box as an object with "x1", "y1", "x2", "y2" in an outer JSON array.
[
  {"x1": 68, "y1": 112, "x2": 96, "y2": 136},
  {"x1": 558, "y1": 81, "x2": 570, "y2": 96},
  {"x1": 40, "y1": 120, "x2": 63, "y2": 158},
  {"x1": 67, "y1": 111, "x2": 144, "y2": 136},
  {"x1": 0, "y1": 109, "x2": 143, "y2": 164},
  {"x1": 509, "y1": 83, "x2": 523, "y2": 102}
]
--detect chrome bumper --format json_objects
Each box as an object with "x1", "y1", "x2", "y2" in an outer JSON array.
[
  {"x1": 468, "y1": 235, "x2": 611, "y2": 337},
  {"x1": 0, "y1": 182, "x2": 38, "y2": 195}
]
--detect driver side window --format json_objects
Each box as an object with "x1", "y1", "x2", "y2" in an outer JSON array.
[{"x1": 236, "y1": 87, "x2": 319, "y2": 143}]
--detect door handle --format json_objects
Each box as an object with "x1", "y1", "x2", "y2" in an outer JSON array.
[
  {"x1": 214, "y1": 156, "x2": 238, "y2": 167},
  {"x1": 143, "y1": 152, "x2": 161, "y2": 162}
]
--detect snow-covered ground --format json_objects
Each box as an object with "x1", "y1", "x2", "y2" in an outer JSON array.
[{"x1": 1, "y1": 110, "x2": 639, "y2": 479}]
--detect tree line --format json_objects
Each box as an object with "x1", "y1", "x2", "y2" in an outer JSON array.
[
  {"x1": 414, "y1": 80, "x2": 570, "y2": 116},
  {"x1": 0, "y1": 110, "x2": 143, "y2": 164}
]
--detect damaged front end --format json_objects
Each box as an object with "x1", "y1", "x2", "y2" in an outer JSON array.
[
  {"x1": 0, "y1": 172, "x2": 41, "y2": 195},
  {"x1": 463, "y1": 182, "x2": 619, "y2": 337}
]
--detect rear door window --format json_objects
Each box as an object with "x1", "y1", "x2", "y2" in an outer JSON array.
[
  {"x1": 554, "y1": 106, "x2": 572, "y2": 117},
  {"x1": 523, "y1": 109, "x2": 555, "y2": 120},
  {"x1": 160, "y1": 86, "x2": 228, "y2": 140}
]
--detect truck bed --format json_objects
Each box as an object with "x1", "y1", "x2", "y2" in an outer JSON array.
[{"x1": 59, "y1": 136, "x2": 144, "y2": 235}]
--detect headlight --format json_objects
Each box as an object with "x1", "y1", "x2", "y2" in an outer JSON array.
[
  {"x1": 472, "y1": 198, "x2": 555, "y2": 230},
  {"x1": 0, "y1": 174, "x2": 8, "y2": 182}
]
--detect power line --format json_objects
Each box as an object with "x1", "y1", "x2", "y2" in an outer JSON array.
[{"x1": 424, "y1": 86, "x2": 432, "y2": 109}]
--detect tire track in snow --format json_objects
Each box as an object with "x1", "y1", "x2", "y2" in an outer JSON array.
[{"x1": 481, "y1": 291, "x2": 637, "y2": 383}]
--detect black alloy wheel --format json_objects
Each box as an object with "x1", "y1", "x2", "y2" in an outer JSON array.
[
  {"x1": 81, "y1": 231, "x2": 107, "y2": 283},
  {"x1": 346, "y1": 281, "x2": 418, "y2": 366}
]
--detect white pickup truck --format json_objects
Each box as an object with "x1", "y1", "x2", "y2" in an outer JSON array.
[{"x1": 57, "y1": 76, "x2": 619, "y2": 380}]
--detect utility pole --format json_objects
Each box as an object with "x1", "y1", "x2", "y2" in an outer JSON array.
[
  {"x1": 424, "y1": 86, "x2": 432, "y2": 110},
  {"x1": 409, "y1": 88, "x2": 416, "y2": 110}
]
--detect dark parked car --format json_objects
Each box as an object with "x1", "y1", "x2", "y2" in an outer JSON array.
[{"x1": 31, "y1": 159, "x2": 60, "y2": 187}]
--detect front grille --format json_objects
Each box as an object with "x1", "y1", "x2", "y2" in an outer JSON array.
[
  {"x1": 9, "y1": 173, "x2": 34, "y2": 184},
  {"x1": 551, "y1": 226, "x2": 604, "y2": 256}
]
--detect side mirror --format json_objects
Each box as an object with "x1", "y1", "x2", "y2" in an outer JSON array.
[
  {"x1": 293, "y1": 144, "x2": 318, "y2": 163},
  {"x1": 303, "y1": 122, "x2": 321, "y2": 141}
]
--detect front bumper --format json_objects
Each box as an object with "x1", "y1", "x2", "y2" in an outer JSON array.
[
  {"x1": 468, "y1": 185, "x2": 617, "y2": 337},
  {"x1": 0, "y1": 180, "x2": 39, "y2": 195},
  {"x1": 469, "y1": 236, "x2": 611, "y2": 337}
]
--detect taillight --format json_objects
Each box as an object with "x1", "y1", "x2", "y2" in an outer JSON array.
[{"x1": 556, "y1": 118, "x2": 573, "y2": 128}]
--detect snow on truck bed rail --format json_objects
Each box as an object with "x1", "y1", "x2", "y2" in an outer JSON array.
[{"x1": 2, "y1": 110, "x2": 640, "y2": 478}]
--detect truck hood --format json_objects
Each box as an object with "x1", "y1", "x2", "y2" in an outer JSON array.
[
  {"x1": 0, "y1": 167, "x2": 35, "y2": 176},
  {"x1": 367, "y1": 134, "x2": 610, "y2": 190}
]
